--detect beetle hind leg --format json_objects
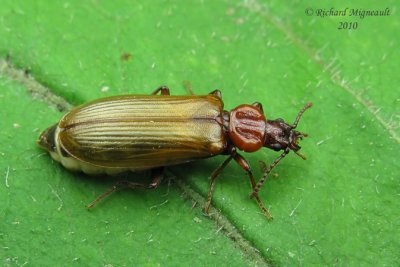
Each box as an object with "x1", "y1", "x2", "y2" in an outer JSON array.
[{"x1": 87, "y1": 168, "x2": 165, "y2": 209}]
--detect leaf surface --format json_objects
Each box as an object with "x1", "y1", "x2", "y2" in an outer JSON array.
[{"x1": 0, "y1": 1, "x2": 398, "y2": 265}]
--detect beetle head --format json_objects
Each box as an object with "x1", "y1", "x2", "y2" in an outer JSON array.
[
  {"x1": 37, "y1": 123, "x2": 58, "y2": 153},
  {"x1": 264, "y1": 103, "x2": 312, "y2": 159},
  {"x1": 247, "y1": 102, "x2": 312, "y2": 208}
]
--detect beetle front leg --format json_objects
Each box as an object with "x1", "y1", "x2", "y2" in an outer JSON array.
[
  {"x1": 230, "y1": 149, "x2": 256, "y2": 188},
  {"x1": 232, "y1": 151, "x2": 273, "y2": 220},
  {"x1": 152, "y1": 86, "x2": 170, "y2": 95},
  {"x1": 250, "y1": 149, "x2": 289, "y2": 199},
  {"x1": 87, "y1": 167, "x2": 165, "y2": 209}
]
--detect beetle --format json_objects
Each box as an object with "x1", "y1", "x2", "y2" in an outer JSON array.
[{"x1": 38, "y1": 86, "x2": 312, "y2": 220}]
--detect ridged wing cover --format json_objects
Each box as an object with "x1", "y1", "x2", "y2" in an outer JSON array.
[{"x1": 58, "y1": 94, "x2": 227, "y2": 169}]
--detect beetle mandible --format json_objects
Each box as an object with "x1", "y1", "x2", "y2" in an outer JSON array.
[{"x1": 38, "y1": 86, "x2": 312, "y2": 220}]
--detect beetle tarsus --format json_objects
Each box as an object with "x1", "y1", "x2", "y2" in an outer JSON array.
[
  {"x1": 253, "y1": 193, "x2": 273, "y2": 220},
  {"x1": 203, "y1": 204, "x2": 211, "y2": 215}
]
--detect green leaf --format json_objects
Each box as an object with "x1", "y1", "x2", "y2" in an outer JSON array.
[{"x1": 0, "y1": 1, "x2": 398, "y2": 265}]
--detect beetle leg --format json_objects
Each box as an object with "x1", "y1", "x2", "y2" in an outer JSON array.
[
  {"x1": 147, "y1": 167, "x2": 165, "y2": 188},
  {"x1": 204, "y1": 155, "x2": 234, "y2": 214},
  {"x1": 232, "y1": 150, "x2": 273, "y2": 220},
  {"x1": 250, "y1": 149, "x2": 289, "y2": 198},
  {"x1": 231, "y1": 151, "x2": 256, "y2": 188},
  {"x1": 183, "y1": 80, "x2": 195, "y2": 95},
  {"x1": 251, "y1": 102, "x2": 263, "y2": 112},
  {"x1": 87, "y1": 168, "x2": 165, "y2": 209},
  {"x1": 183, "y1": 81, "x2": 221, "y2": 98},
  {"x1": 152, "y1": 86, "x2": 170, "y2": 95},
  {"x1": 208, "y1": 89, "x2": 222, "y2": 100}
]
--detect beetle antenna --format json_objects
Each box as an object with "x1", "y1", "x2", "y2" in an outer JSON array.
[
  {"x1": 291, "y1": 102, "x2": 313, "y2": 129},
  {"x1": 250, "y1": 149, "x2": 289, "y2": 198},
  {"x1": 294, "y1": 150, "x2": 307, "y2": 160}
]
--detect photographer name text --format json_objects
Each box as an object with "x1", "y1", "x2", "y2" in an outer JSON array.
[
  {"x1": 305, "y1": 7, "x2": 391, "y2": 30},
  {"x1": 315, "y1": 7, "x2": 390, "y2": 19}
]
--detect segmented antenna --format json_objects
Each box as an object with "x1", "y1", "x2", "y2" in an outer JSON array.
[{"x1": 291, "y1": 102, "x2": 313, "y2": 129}]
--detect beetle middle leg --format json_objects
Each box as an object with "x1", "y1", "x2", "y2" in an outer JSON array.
[{"x1": 87, "y1": 167, "x2": 165, "y2": 209}]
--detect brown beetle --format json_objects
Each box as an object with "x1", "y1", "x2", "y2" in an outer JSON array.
[{"x1": 38, "y1": 86, "x2": 312, "y2": 220}]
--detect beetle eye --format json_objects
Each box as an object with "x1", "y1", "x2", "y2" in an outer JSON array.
[{"x1": 271, "y1": 143, "x2": 282, "y2": 151}]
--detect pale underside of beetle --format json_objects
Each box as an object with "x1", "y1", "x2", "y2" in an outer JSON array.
[{"x1": 38, "y1": 94, "x2": 227, "y2": 175}]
